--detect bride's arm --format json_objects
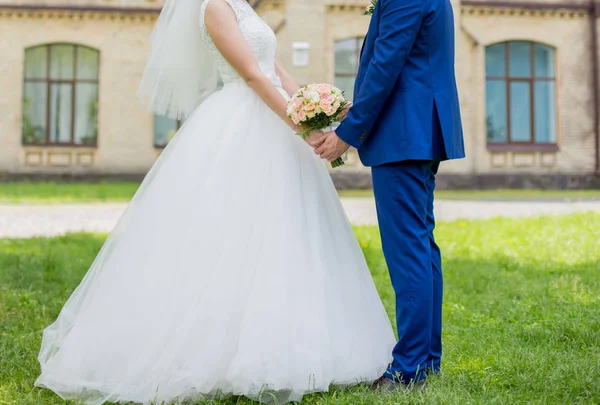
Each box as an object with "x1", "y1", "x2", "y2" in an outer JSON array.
[
  {"x1": 275, "y1": 61, "x2": 300, "y2": 97},
  {"x1": 205, "y1": 0, "x2": 299, "y2": 132}
]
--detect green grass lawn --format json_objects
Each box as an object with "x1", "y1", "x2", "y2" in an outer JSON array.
[
  {"x1": 1, "y1": 181, "x2": 598, "y2": 203},
  {"x1": 1, "y1": 213, "x2": 599, "y2": 404},
  {"x1": 0, "y1": 182, "x2": 141, "y2": 203}
]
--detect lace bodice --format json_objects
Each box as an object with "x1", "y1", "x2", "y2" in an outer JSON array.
[{"x1": 200, "y1": 0, "x2": 281, "y2": 86}]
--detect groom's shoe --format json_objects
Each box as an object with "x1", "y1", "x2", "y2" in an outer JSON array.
[
  {"x1": 370, "y1": 376, "x2": 401, "y2": 392},
  {"x1": 370, "y1": 376, "x2": 428, "y2": 393},
  {"x1": 405, "y1": 379, "x2": 428, "y2": 392}
]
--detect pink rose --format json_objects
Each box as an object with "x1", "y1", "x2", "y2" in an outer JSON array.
[
  {"x1": 298, "y1": 110, "x2": 307, "y2": 121},
  {"x1": 293, "y1": 97, "x2": 304, "y2": 108},
  {"x1": 321, "y1": 95, "x2": 334, "y2": 105},
  {"x1": 304, "y1": 103, "x2": 316, "y2": 111},
  {"x1": 291, "y1": 112, "x2": 300, "y2": 125},
  {"x1": 317, "y1": 84, "x2": 331, "y2": 95}
]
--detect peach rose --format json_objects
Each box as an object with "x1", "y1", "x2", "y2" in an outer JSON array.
[
  {"x1": 324, "y1": 105, "x2": 337, "y2": 116},
  {"x1": 319, "y1": 101, "x2": 333, "y2": 111},
  {"x1": 291, "y1": 112, "x2": 300, "y2": 125}
]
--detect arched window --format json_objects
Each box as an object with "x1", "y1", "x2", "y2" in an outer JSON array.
[
  {"x1": 22, "y1": 44, "x2": 100, "y2": 146},
  {"x1": 485, "y1": 41, "x2": 557, "y2": 146},
  {"x1": 334, "y1": 37, "x2": 364, "y2": 100}
]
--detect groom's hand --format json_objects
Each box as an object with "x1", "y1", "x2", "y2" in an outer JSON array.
[{"x1": 313, "y1": 131, "x2": 350, "y2": 162}]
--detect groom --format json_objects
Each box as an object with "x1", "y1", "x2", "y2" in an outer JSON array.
[{"x1": 313, "y1": 0, "x2": 465, "y2": 389}]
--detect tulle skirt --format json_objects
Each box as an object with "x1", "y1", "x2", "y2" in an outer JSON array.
[{"x1": 35, "y1": 80, "x2": 396, "y2": 405}]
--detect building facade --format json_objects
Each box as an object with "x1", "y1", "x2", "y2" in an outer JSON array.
[{"x1": 0, "y1": 0, "x2": 598, "y2": 188}]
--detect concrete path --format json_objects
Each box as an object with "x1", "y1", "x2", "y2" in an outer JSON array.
[{"x1": 1, "y1": 198, "x2": 599, "y2": 238}]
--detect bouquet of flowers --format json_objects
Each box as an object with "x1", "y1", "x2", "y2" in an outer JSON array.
[{"x1": 287, "y1": 83, "x2": 348, "y2": 168}]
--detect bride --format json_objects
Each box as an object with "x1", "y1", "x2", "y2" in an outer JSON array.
[{"x1": 34, "y1": 0, "x2": 396, "y2": 403}]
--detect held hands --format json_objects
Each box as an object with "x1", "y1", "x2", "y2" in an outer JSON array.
[
  {"x1": 309, "y1": 101, "x2": 352, "y2": 162},
  {"x1": 310, "y1": 131, "x2": 350, "y2": 163},
  {"x1": 306, "y1": 101, "x2": 352, "y2": 162},
  {"x1": 301, "y1": 101, "x2": 351, "y2": 162},
  {"x1": 305, "y1": 130, "x2": 325, "y2": 146}
]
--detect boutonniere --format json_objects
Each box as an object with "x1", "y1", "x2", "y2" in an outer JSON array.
[{"x1": 364, "y1": 0, "x2": 376, "y2": 16}]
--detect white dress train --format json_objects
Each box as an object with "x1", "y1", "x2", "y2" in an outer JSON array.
[{"x1": 35, "y1": 0, "x2": 396, "y2": 403}]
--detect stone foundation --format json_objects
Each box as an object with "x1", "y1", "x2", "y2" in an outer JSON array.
[
  {"x1": 1, "y1": 171, "x2": 599, "y2": 190},
  {"x1": 437, "y1": 173, "x2": 600, "y2": 190}
]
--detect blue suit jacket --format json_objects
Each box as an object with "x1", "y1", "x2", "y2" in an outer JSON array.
[{"x1": 336, "y1": 0, "x2": 465, "y2": 167}]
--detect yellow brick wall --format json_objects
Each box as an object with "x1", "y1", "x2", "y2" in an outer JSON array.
[
  {"x1": 0, "y1": 7, "x2": 158, "y2": 174},
  {"x1": 460, "y1": 5, "x2": 596, "y2": 174},
  {"x1": 0, "y1": 0, "x2": 597, "y2": 179}
]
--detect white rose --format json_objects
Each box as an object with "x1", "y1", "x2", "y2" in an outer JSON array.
[{"x1": 305, "y1": 91, "x2": 320, "y2": 103}]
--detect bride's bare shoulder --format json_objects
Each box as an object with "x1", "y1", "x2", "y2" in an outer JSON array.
[
  {"x1": 204, "y1": 0, "x2": 239, "y2": 36},
  {"x1": 203, "y1": 0, "x2": 240, "y2": 22}
]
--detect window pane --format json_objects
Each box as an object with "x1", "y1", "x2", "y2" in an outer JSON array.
[
  {"x1": 334, "y1": 75, "x2": 356, "y2": 101},
  {"x1": 509, "y1": 41, "x2": 531, "y2": 78},
  {"x1": 50, "y1": 84, "x2": 73, "y2": 143},
  {"x1": 534, "y1": 44, "x2": 555, "y2": 78},
  {"x1": 534, "y1": 81, "x2": 557, "y2": 143},
  {"x1": 22, "y1": 83, "x2": 47, "y2": 144},
  {"x1": 25, "y1": 47, "x2": 47, "y2": 79},
  {"x1": 485, "y1": 80, "x2": 507, "y2": 142},
  {"x1": 485, "y1": 43, "x2": 506, "y2": 77},
  {"x1": 335, "y1": 38, "x2": 360, "y2": 75},
  {"x1": 50, "y1": 45, "x2": 75, "y2": 80},
  {"x1": 77, "y1": 47, "x2": 100, "y2": 80},
  {"x1": 510, "y1": 81, "x2": 532, "y2": 142},
  {"x1": 154, "y1": 115, "x2": 178, "y2": 146},
  {"x1": 75, "y1": 84, "x2": 99, "y2": 145}
]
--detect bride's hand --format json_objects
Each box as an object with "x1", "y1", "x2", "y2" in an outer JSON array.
[{"x1": 305, "y1": 130, "x2": 325, "y2": 147}]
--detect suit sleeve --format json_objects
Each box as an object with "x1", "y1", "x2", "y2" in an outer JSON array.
[{"x1": 336, "y1": 0, "x2": 426, "y2": 148}]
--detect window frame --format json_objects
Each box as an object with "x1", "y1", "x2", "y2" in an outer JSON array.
[
  {"x1": 22, "y1": 43, "x2": 100, "y2": 147},
  {"x1": 154, "y1": 117, "x2": 183, "y2": 149},
  {"x1": 334, "y1": 37, "x2": 364, "y2": 99},
  {"x1": 485, "y1": 41, "x2": 559, "y2": 151}
]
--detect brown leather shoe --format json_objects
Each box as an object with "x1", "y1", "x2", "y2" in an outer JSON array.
[
  {"x1": 370, "y1": 376, "x2": 401, "y2": 392},
  {"x1": 406, "y1": 379, "x2": 428, "y2": 392}
]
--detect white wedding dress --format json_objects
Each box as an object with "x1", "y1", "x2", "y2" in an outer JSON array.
[{"x1": 35, "y1": 0, "x2": 395, "y2": 404}]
